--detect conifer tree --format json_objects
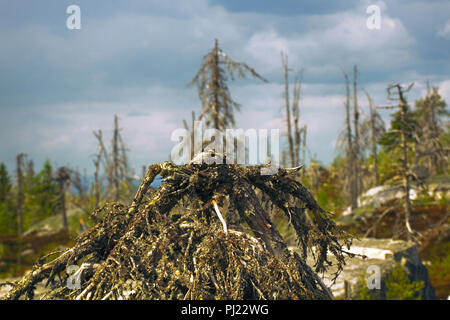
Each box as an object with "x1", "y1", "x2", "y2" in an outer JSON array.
[
  {"x1": 379, "y1": 83, "x2": 417, "y2": 241},
  {"x1": 16, "y1": 153, "x2": 25, "y2": 236},
  {"x1": 414, "y1": 84, "x2": 449, "y2": 174},
  {"x1": 0, "y1": 162, "x2": 11, "y2": 203},
  {"x1": 34, "y1": 160, "x2": 58, "y2": 220},
  {"x1": 189, "y1": 39, "x2": 267, "y2": 130},
  {"x1": 0, "y1": 162, "x2": 15, "y2": 236}
]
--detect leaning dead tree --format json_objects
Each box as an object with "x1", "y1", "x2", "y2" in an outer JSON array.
[{"x1": 3, "y1": 154, "x2": 353, "y2": 300}]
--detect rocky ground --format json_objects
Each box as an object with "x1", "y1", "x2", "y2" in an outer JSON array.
[{"x1": 292, "y1": 238, "x2": 436, "y2": 299}]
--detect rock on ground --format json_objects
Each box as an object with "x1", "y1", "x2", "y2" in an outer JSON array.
[{"x1": 292, "y1": 238, "x2": 436, "y2": 300}]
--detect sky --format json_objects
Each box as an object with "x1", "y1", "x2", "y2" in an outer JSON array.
[{"x1": 0, "y1": 0, "x2": 449, "y2": 176}]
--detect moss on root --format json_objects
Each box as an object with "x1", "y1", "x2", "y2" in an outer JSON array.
[{"x1": 2, "y1": 156, "x2": 352, "y2": 300}]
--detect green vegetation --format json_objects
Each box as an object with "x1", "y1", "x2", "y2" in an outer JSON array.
[
  {"x1": 385, "y1": 263, "x2": 424, "y2": 300},
  {"x1": 421, "y1": 238, "x2": 450, "y2": 299},
  {"x1": 355, "y1": 272, "x2": 376, "y2": 300},
  {"x1": 0, "y1": 163, "x2": 15, "y2": 236},
  {"x1": 355, "y1": 264, "x2": 425, "y2": 300},
  {"x1": 0, "y1": 116, "x2": 140, "y2": 279}
]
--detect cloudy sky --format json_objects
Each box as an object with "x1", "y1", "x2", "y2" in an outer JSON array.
[{"x1": 0, "y1": 0, "x2": 449, "y2": 175}]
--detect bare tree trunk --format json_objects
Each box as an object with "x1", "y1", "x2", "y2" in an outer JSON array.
[
  {"x1": 119, "y1": 134, "x2": 129, "y2": 182},
  {"x1": 343, "y1": 73, "x2": 357, "y2": 209},
  {"x1": 212, "y1": 39, "x2": 220, "y2": 130},
  {"x1": 352, "y1": 65, "x2": 360, "y2": 198},
  {"x1": 15, "y1": 153, "x2": 25, "y2": 269},
  {"x1": 16, "y1": 153, "x2": 25, "y2": 237},
  {"x1": 191, "y1": 111, "x2": 196, "y2": 158},
  {"x1": 93, "y1": 157, "x2": 100, "y2": 208},
  {"x1": 113, "y1": 115, "x2": 120, "y2": 201},
  {"x1": 57, "y1": 170, "x2": 68, "y2": 230},
  {"x1": 26, "y1": 160, "x2": 34, "y2": 178},
  {"x1": 294, "y1": 114, "x2": 300, "y2": 166},
  {"x1": 292, "y1": 72, "x2": 303, "y2": 166},
  {"x1": 365, "y1": 92, "x2": 379, "y2": 186},
  {"x1": 281, "y1": 150, "x2": 287, "y2": 168},
  {"x1": 397, "y1": 87, "x2": 414, "y2": 242},
  {"x1": 371, "y1": 110, "x2": 379, "y2": 186},
  {"x1": 426, "y1": 84, "x2": 439, "y2": 174},
  {"x1": 93, "y1": 130, "x2": 105, "y2": 208},
  {"x1": 281, "y1": 52, "x2": 295, "y2": 167},
  {"x1": 301, "y1": 125, "x2": 307, "y2": 167},
  {"x1": 382, "y1": 83, "x2": 416, "y2": 241},
  {"x1": 182, "y1": 111, "x2": 197, "y2": 159}
]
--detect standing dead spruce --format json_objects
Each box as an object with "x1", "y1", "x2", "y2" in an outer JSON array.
[{"x1": 3, "y1": 155, "x2": 353, "y2": 300}]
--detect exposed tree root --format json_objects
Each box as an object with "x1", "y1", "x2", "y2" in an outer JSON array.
[{"x1": 3, "y1": 157, "x2": 353, "y2": 300}]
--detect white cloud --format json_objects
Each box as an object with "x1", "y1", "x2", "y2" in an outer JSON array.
[
  {"x1": 1, "y1": 0, "x2": 448, "y2": 172},
  {"x1": 242, "y1": 4, "x2": 415, "y2": 77},
  {"x1": 437, "y1": 20, "x2": 450, "y2": 39},
  {"x1": 0, "y1": 84, "x2": 200, "y2": 173},
  {"x1": 438, "y1": 80, "x2": 450, "y2": 103}
]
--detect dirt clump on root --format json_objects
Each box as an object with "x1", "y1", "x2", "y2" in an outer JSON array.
[{"x1": 2, "y1": 155, "x2": 353, "y2": 300}]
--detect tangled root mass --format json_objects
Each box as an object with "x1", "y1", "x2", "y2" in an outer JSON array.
[{"x1": 3, "y1": 157, "x2": 353, "y2": 300}]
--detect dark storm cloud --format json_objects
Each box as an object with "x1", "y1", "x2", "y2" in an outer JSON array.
[{"x1": 210, "y1": 0, "x2": 359, "y2": 16}]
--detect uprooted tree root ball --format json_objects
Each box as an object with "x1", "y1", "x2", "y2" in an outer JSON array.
[{"x1": 3, "y1": 155, "x2": 355, "y2": 300}]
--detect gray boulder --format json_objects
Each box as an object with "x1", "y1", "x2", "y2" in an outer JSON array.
[{"x1": 292, "y1": 238, "x2": 436, "y2": 300}]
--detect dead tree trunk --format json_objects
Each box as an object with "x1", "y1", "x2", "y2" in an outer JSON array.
[
  {"x1": 58, "y1": 176, "x2": 67, "y2": 230},
  {"x1": 365, "y1": 91, "x2": 379, "y2": 186},
  {"x1": 93, "y1": 131, "x2": 103, "y2": 208},
  {"x1": 293, "y1": 106, "x2": 300, "y2": 167},
  {"x1": 343, "y1": 72, "x2": 357, "y2": 209},
  {"x1": 301, "y1": 125, "x2": 307, "y2": 166},
  {"x1": 16, "y1": 153, "x2": 25, "y2": 237},
  {"x1": 281, "y1": 52, "x2": 295, "y2": 167},
  {"x1": 386, "y1": 83, "x2": 415, "y2": 242},
  {"x1": 57, "y1": 168, "x2": 70, "y2": 230},
  {"x1": 292, "y1": 71, "x2": 303, "y2": 166},
  {"x1": 352, "y1": 65, "x2": 360, "y2": 198},
  {"x1": 183, "y1": 111, "x2": 197, "y2": 160},
  {"x1": 119, "y1": 135, "x2": 128, "y2": 181},
  {"x1": 426, "y1": 84, "x2": 440, "y2": 174},
  {"x1": 398, "y1": 87, "x2": 414, "y2": 242},
  {"x1": 113, "y1": 115, "x2": 120, "y2": 201},
  {"x1": 212, "y1": 39, "x2": 220, "y2": 130},
  {"x1": 93, "y1": 161, "x2": 100, "y2": 208},
  {"x1": 93, "y1": 129, "x2": 111, "y2": 198}
]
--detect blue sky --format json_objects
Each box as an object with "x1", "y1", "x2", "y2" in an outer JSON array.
[{"x1": 0, "y1": 0, "x2": 449, "y2": 175}]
